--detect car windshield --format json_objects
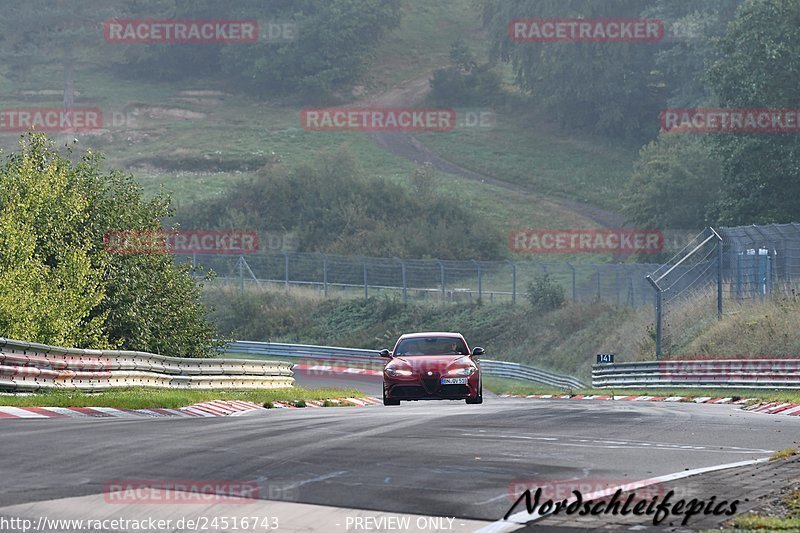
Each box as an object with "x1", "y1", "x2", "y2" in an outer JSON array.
[{"x1": 395, "y1": 337, "x2": 468, "y2": 356}]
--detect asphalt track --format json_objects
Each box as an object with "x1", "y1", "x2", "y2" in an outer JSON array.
[{"x1": 1, "y1": 388, "x2": 799, "y2": 532}]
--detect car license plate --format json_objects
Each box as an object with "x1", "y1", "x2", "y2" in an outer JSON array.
[{"x1": 441, "y1": 377, "x2": 468, "y2": 385}]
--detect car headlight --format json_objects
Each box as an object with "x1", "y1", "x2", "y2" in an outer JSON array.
[
  {"x1": 447, "y1": 365, "x2": 477, "y2": 376},
  {"x1": 385, "y1": 366, "x2": 413, "y2": 377}
]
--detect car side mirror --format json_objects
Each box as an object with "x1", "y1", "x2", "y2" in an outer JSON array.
[
  {"x1": 378, "y1": 349, "x2": 392, "y2": 358},
  {"x1": 472, "y1": 347, "x2": 485, "y2": 356}
]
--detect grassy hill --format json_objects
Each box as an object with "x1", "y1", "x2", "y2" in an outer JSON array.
[{"x1": 0, "y1": 0, "x2": 636, "y2": 252}]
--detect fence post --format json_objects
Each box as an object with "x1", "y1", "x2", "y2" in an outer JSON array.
[
  {"x1": 645, "y1": 275, "x2": 662, "y2": 359},
  {"x1": 395, "y1": 257, "x2": 407, "y2": 305},
  {"x1": 507, "y1": 260, "x2": 516, "y2": 305},
  {"x1": 566, "y1": 262, "x2": 576, "y2": 302},
  {"x1": 472, "y1": 260, "x2": 482, "y2": 303},
  {"x1": 711, "y1": 228, "x2": 723, "y2": 318},
  {"x1": 437, "y1": 260, "x2": 445, "y2": 302},
  {"x1": 594, "y1": 266, "x2": 601, "y2": 301},
  {"x1": 323, "y1": 254, "x2": 328, "y2": 297},
  {"x1": 363, "y1": 261, "x2": 368, "y2": 300},
  {"x1": 238, "y1": 255, "x2": 244, "y2": 293},
  {"x1": 283, "y1": 252, "x2": 289, "y2": 289}
]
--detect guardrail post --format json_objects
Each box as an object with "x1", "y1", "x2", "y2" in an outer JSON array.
[{"x1": 323, "y1": 254, "x2": 329, "y2": 297}]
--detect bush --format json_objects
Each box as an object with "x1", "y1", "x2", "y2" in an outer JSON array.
[
  {"x1": 0, "y1": 134, "x2": 219, "y2": 356},
  {"x1": 176, "y1": 148, "x2": 504, "y2": 260},
  {"x1": 430, "y1": 39, "x2": 502, "y2": 106},
  {"x1": 526, "y1": 274, "x2": 566, "y2": 313}
]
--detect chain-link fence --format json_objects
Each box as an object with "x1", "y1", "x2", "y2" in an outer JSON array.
[
  {"x1": 646, "y1": 224, "x2": 800, "y2": 357},
  {"x1": 719, "y1": 224, "x2": 800, "y2": 299},
  {"x1": 176, "y1": 252, "x2": 661, "y2": 307}
]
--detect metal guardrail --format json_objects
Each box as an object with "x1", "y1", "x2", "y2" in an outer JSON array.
[
  {"x1": 225, "y1": 341, "x2": 380, "y2": 362},
  {"x1": 592, "y1": 360, "x2": 800, "y2": 389},
  {"x1": 479, "y1": 360, "x2": 586, "y2": 390},
  {"x1": 0, "y1": 337, "x2": 294, "y2": 392},
  {"x1": 222, "y1": 341, "x2": 586, "y2": 390}
]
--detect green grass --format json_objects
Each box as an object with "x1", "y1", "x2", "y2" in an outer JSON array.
[
  {"x1": 416, "y1": 109, "x2": 638, "y2": 210},
  {"x1": 367, "y1": 0, "x2": 485, "y2": 92},
  {"x1": 0, "y1": 387, "x2": 361, "y2": 410},
  {"x1": 0, "y1": 0, "x2": 635, "y2": 244},
  {"x1": 729, "y1": 489, "x2": 800, "y2": 531},
  {"x1": 770, "y1": 449, "x2": 799, "y2": 461}
]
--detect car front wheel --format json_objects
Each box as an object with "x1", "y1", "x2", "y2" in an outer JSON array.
[
  {"x1": 465, "y1": 383, "x2": 483, "y2": 404},
  {"x1": 383, "y1": 384, "x2": 400, "y2": 406}
]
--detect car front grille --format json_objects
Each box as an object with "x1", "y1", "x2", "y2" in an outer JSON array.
[{"x1": 421, "y1": 377, "x2": 440, "y2": 394}]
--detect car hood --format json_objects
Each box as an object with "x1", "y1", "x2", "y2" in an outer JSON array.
[{"x1": 390, "y1": 354, "x2": 472, "y2": 372}]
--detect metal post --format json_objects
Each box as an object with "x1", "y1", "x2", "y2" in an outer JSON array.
[
  {"x1": 363, "y1": 261, "x2": 368, "y2": 300},
  {"x1": 566, "y1": 262, "x2": 576, "y2": 303},
  {"x1": 395, "y1": 257, "x2": 407, "y2": 305},
  {"x1": 472, "y1": 260, "x2": 482, "y2": 303},
  {"x1": 655, "y1": 289, "x2": 663, "y2": 359},
  {"x1": 283, "y1": 252, "x2": 289, "y2": 289},
  {"x1": 437, "y1": 260, "x2": 445, "y2": 302},
  {"x1": 594, "y1": 266, "x2": 601, "y2": 301},
  {"x1": 238, "y1": 255, "x2": 244, "y2": 293},
  {"x1": 645, "y1": 275, "x2": 662, "y2": 359},
  {"x1": 323, "y1": 255, "x2": 328, "y2": 297},
  {"x1": 713, "y1": 228, "x2": 723, "y2": 318},
  {"x1": 615, "y1": 269, "x2": 621, "y2": 307},
  {"x1": 506, "y1": 260, "x2": 516, "y2": 305}
]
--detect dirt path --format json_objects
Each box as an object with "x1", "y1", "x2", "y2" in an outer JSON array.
[{"x1": 358, "y1": 71, "x2": 626, "y2": 230}]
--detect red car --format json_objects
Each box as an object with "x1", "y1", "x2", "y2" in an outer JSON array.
[{"x1": 380, "y1": 332, "x2": 483, "y2": 406}]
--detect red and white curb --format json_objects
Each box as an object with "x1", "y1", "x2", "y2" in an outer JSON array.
[
  {"x1": 502, "y1": 394, "x2": 800, "y2": 417},
  {"x1": 0, "y1": 400, "x2": 263, "y2": 419},
  {"x1": 0, "y1": 397, "x2": 382, "y2": 419},
  {"x1": 743, "y1": 401, "x2": 800, "y2": 417},
  {"x1": 501, "y1": 393, "x2": 754, "y2": 404}
]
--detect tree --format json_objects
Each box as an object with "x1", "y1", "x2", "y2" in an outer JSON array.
[
  {"x1": 645, "y1": 0, "x2": 743, "y2": 107},
  {"x1": 623, "y1": 132, "x2": 721, "y2": 229},
  {"x1": 706, "y1": 0, "x2": 800, "y2": 224},
  {"x1": 0, "y1": 134, "x2": 219, "y2": 356},
  {"x1": 481, "y1": 0, "x2": 665, "y2": 138},
  {"x1": 175, "y1": 148, "x2": 504, "y2": 260},
  {"x1": 430, "y1": 38, "x2": 502, "y2": 106}
]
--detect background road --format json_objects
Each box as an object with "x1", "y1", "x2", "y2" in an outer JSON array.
[{"x1": 0, "y1": 398, "x2": 797, "y2": 531}]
